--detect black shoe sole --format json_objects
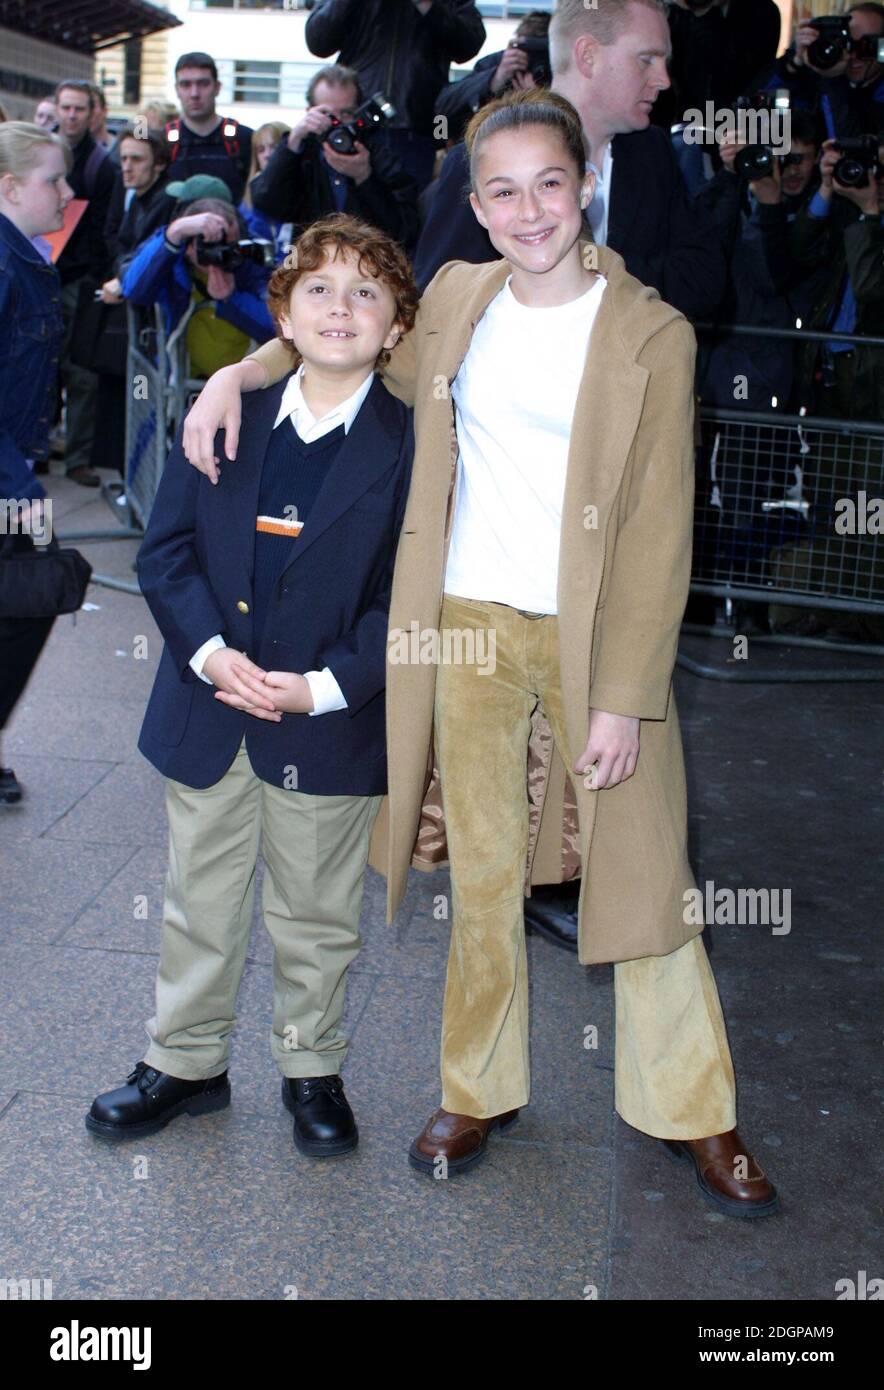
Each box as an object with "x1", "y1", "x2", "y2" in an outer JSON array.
[
  {"x1": 663, "y1": 1140, "x2": 780, "y2": 1219},
  {"x1": 84, "y1": 1082, "x2": 231, "y2": 1141},
  {"x1": 0, "y1": 792, "x2": 22, "y2": 805},
  {"x1": 408, "y1": 1111, "x2": 520, "y2": 1176},
  {"x1": 281, "y1": 1078, "x2": 358, "y2": 1158}
]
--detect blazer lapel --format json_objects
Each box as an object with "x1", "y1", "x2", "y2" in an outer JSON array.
[{"x1": 208, "y1": 374, "x2": 291, "y2": 602}]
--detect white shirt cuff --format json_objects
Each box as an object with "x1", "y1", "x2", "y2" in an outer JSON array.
[
  {"x1": 191, "y1": 634, "x2": 227, "y2": 683},
  {"x1": 303, "y1": 667, "x2": 348, "y2": 716}
]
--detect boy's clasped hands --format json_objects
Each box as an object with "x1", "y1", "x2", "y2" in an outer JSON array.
[{"x1": 202, "y1": 649, "x2": 314, "y2": 721}]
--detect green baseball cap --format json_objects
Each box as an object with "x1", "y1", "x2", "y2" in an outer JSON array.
[{"x1": 166, "y1": 174, "x2": 234, "y2": 204}]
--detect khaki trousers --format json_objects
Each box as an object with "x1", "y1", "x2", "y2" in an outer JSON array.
[
  {"x1": 434, "y1": 595, "x2": 737, "y2": 1140},
  {"x1": 144, "y1": 740, "x2": 382, "y2": 1081}
]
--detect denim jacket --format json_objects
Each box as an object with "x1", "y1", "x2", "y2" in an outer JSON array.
[{"x1": 0, "y1": 213, "x2": 63, "y2": 503}]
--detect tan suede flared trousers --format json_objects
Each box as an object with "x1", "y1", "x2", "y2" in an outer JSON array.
[{"x1": 433, "y1": 595, "x2": 737, "y2": 1140}]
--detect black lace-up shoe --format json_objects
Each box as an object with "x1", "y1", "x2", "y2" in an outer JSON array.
[
  {"x1": 281, "y1": 1075, "x2": 358, "y2": 1157},
  {"x1": 85, "y1": 1062, "x2": 230, "y2": 1141},
  {"x1": 0, "y1": 768, "x2": 23, "y2": 805}
]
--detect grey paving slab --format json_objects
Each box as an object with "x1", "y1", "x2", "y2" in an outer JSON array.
[
  {"x1": 607, "y1": 662, "x2": 884, "y2": 1302},
  {"x1": 0, "y1": 1091, "x2": 608, "y2": 1300},
  {"x1": 1, "y1": 839, "x2": 138, "y2": 944},
  {"x1": 44, "y1": 760, "x2": 168, "y2": 847},
  {"x1": 0, "y1": 757, "x2": 115, "y2": 843}
]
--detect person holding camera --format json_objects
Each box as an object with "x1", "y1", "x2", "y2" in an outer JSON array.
[
  {"x1": 655, "y1": 0, "x2": 782, "y2": 132},
  {"x1": 249, "y1": 65, "x2": 419, "y2": 253},
  {"x1": 434, "y1": 11, "x2": 550, "y2": 144},
  {"x1": 695, "y1": 110, "x2": 826, "y2": 411},
  {"x1": 304, "y1": 0, "x2": 486, "y2": 191},
  {"x1": 789, "y1": 133, "x2": 884, "y2": 421},
  {"x1": 121, "y1": 179, "x2": 274, "y2": 379},
  {"x1": 789, "y1": 4, "x2": 884, "y2": 139},
  {"x1": 775, "y1": 134, "x2": 884, "y2": 643}
]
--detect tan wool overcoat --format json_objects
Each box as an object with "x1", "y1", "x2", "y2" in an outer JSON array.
[{"x1": 251, "y1": 241, "x2": 704, "y2": 966}]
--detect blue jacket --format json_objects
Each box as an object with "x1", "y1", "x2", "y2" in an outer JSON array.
[
  {"x1": 238, "y1": 201, "x2": 292, "y2": 265},
  {"x1": 137, "y1": 372, "x2": 414, "y2": 795},
  {"x1": 121, "y1": 227, "x2": 274, "y2": 343},
  {"x1": 0, "y1": 214, "x2": 63, "y2": 502}
]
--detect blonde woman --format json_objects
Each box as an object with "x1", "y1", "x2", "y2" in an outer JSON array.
[
  {"x1": 178, "y1": 93, "x2": 779, "y2": 1219},
  {"x1": 239, "y1": 121, "x2": 292, "y2": 263},
  {"x1": 0, "y1": 123, "x2": 72, "y2": 802}
]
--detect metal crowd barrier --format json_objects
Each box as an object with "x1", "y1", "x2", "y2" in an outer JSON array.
[
  {"x1": 682, "y1": 321, "x2": 883, "y2": 681},
  {"x1": 58, "y1": 303, "x2": 209, "y2": 596}
]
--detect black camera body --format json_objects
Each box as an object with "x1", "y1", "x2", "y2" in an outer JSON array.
[
  {"x1": 730, "y1": 94, "x2": 776, "y2": 181},
  {"x1": 832, "y1": 134, "x2": 881, "y2": 188},
  {"x1": 807, "y1": 15, "x2": 852, "y2": 70},
  {"x1": 325, "y1": 93, "x2": 395, "y2": 155},
  {"x1": 195, "y1": 236, "x2": 274, "y2": 272},
  {"x1": 513, "y1": 36, "x2": 551, "y2": 86}
]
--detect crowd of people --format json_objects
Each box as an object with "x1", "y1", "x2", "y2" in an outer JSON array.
[{"x1": 2, "y1": 0, "x2": 884, "y2": 805}]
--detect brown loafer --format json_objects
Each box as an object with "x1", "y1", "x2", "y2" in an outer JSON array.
[
  {"x1": 409, "y1": 1106, "x2": 520, "y2": 1175},
  {"x1": 663, "y1": 1127, "x2": 780, "y2": 1218}
]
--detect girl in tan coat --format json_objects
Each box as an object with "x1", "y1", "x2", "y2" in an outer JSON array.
[{"x1": 181, "y1": 92, "x2": 778, "y2": 1218}]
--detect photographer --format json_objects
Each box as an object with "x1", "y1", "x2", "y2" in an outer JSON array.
[
  {"x1": 791, "y1": 4, "x2": 884, "y2": 139},
  {"x1": 305, "y1": 0, "x2": 485, "y2": 190},
  {"x1": 790, "y1": 134, "x2": 884, "y2": 420},
  {"x1": 695, "y1": 111, "x2": 826, "y2": 410},
  {"x1": 655, "y1": 0, "x2": 782, "y2": 131},
  {"x1": 121, "y1": 184, "x2": 274, "y2": 378},
  {"x1": 250, "y1": 65, "x2": 419, "y2": 252},
  {"x1": 434, "y1": 10, "x2": 550, "y2": 144}
]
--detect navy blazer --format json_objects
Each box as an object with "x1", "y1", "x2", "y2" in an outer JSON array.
[
  {"x1": 413, "y1": 128, "x2": 727, "y2": 321},
  {"x1": 137, "y1": 372, "x2": 414, "y2": 796}
]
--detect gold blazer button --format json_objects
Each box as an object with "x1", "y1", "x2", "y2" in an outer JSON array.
[{"x1": 236, "y1": 600, "x2": 249, "y2": 614}]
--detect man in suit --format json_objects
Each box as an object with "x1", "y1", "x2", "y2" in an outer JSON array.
[
  {"x1": 86, "y1": 215, "x2": 416, "y2": 1159},
  {"x1": 250, "y1": 64, "x2": 419, "y2": 254},
  {"x1": 414, "y1": 0, "x2": 727, "y2": 324}
]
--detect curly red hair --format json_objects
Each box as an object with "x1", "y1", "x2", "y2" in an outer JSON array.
[{"x1": 266, "y1": 214, "x2": 419, "y2": 373}]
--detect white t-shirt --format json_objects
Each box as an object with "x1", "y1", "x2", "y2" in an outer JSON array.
[{"x1": 444, "y1": 272, "x2": 607, "y2": 615}]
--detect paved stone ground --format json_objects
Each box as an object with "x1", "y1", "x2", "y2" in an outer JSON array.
[{"x1": 1, "y1": 471, "x2": 881, "y2": 1301}]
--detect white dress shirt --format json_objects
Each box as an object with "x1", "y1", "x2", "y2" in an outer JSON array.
[
  {"x1": 444, "y1": 272, "x2": 607, "y2": 614},
  {"x1": 191, "y1": 364, "x2": 375, "y2": 715},
  {"x1": 586, "y1": 143, "x2": 614, "y2": 248}
]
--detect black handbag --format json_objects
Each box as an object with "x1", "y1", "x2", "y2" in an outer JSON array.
[
  {"x1": 0, "y1": 532, "x2": 93, "y2": 619},
  {"x1": 69, "y1": 280, "x2": 129, "y2": 379}
]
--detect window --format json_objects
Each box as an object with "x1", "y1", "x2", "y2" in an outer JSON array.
[
  {"x1": 124, "y1": 38, "x2": 142, "y2": 106},
  {"x1": 216, "y1": 59, "x2": 320, "y2": 109},
  {"x1": 190, "y1": 2, "x2": 309, "y2": 11},
  {"x1": 476, "y1": 1, "x2": 555, "y2": 15}
]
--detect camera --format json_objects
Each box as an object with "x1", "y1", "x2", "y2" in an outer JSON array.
[
  {"x1": 325, "y1": 93, "x2": 395, "y2": 155},
  {"x1": 807, "y1": 16, "x2": 852, "y2": 70},
  {"x1": 730, "y1": 95, "x2": 775, "y2": 181},
  {"x1": 512, "y1": 36, "x2": 551, "y2": 86},
  {"x1": 194, "y1": 236, "x2": 274, "y2": 272},
  {"x1": 832, "y1": 135, "x2": 881, "y2": 189}
]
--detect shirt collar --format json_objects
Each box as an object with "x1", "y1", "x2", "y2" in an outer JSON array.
[{"x1": 272, "y1": 362, "x2": 375, "y2": 434}]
